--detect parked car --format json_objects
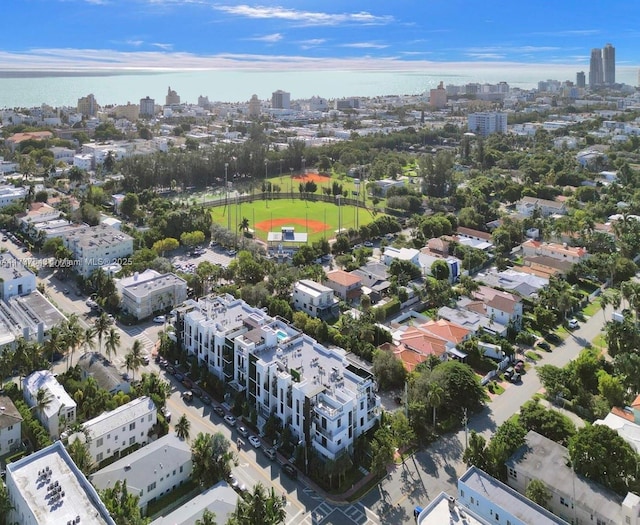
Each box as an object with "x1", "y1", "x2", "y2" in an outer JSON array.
[
  {"x1": 263, "y1": 447, "x2": 277, "y2": 460},
  {"x1": 224, "y1": 415, "x2": 237, "y2": 427},
  {"x1": 213, "y1": 406, "x2": 225, "y2": 417},
  {"x1": 161, "y1": 407, "x2": 171, "y2": 422},
  {"x1": 153, "y1": 315, "x2": 166, "y2": 324},
  {"x1": 282, "y1": 463, "x2": 297, "y2": 479},
  {"x1": 141, "y1": 354, "x2": 150, "y2": 366},
  {"x1": 238, "y1": 426, "x2": 249, "y2": 437},
  {"x1": 536, "y1": 341, "x2": 551, "y2": 352},
  {"x1": 504, "y1": 367, "x2": 515, "y2": 379},
  {"x1": 545, "y1": 333, "x2": 562, "y2": 344},
  {"x1": 201, "y1": 394, "x2": 212, "y2": 405},
  {"x1": 363, "y1": 241, "x2": 374, "y2": 248},
  {"x1": 510, "y1": 373, "x2": 521, "y2": 384},
  {"x1": 181, "y1": 391, "x2": 193, "y2": 402},
  {"x1": 568, "y1": 318, "x2": 579, "y2": 329},
  {"x1": 514, "y1": 360, "x2": 525, "y2": 373},
  {"x1": 249, "y1": 436, "x2": 261, "y2": 448},
  {"x1": 174, "y1": 372, "x2": 184, "y2": 382}
]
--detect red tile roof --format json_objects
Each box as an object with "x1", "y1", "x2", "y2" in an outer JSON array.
[{"x1": 325, "y1": 269, "x2": 362, "y2": 287}]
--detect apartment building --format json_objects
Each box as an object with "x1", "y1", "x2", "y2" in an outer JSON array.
[
  {"x1": 0, "y1": 396, "x2": 22, "y2": 455},
  {"x1": 67, "y1": 396, "x2": 157, "y2": 464},
  {"x1": 467, "y1": 112, "x2": 507, "y2": 136},
  {"x1": 5, "y1": 441, "x2": 115, "y2": 525},
  {"x1": 63, "y1": 224, "x2": 133, "y2": 278},
  {"x1": 90, "y1": 434, "x2": 191, "y2": 513},
  {"x1": 0, "y1": 184, "x2": 27, "y2": 207},
  {"x1": 24, "y1": 370, "x2": 76, "y2": 439},
  {"x1": 116, "y1": 269, "x2": 188, "y2": 321},
  {"x1": 506, "y1": 430, "x2": 640, "y2": 525},
  {"x1": 292, "y1": 279, "x2": 339, "y2": 320},
  {"x1": 0, "y1": 251, "x2": 36, "y2": 299},
  {"x1": 176, "y1": 294, "x2": 380, "y2": 462}
]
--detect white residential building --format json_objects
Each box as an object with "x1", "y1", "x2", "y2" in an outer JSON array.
[
  {"x1": 90, "y1": 434, "x2": 191, "y2": 512},
  {"x1": 417, "y1": 252, "x2": 461, "y2": 283},
  {"x1": 292, "y1": 279, "x2": 339, "y2": 320},
  {"x1": 5, "y1": 441, "x2": 116, "y2": 525},
  {"x1": 0, "y1": 184, "x2": 27, "y2": 207},
  {"x1": 506, "y1": 430, "x2": 640, "y2": 525},
  {"x1": 176, "y1": 294, "x2": 381, "y2": 462},
  {"x1": 23, "y1": 370, "x2": 77, "y2": 439},
  {"x1": 63, "y1": 224, "x2": 134, "y2": 278},
  {"x1": 0, "y1": 251, "x2": 36, "y2": 299},
  {"x1": 516, "y1": 196, "x2": 567, "y2": 217},
  {"x1": 68, "y1": 396, "x2": 157, "y2": 464},
  {"x1": 116, "y1": 269, "x2": 188, "y2": 321},
  {"x1": 382, "y1": 246, "x2": 420, "y2": 267},
  {"x1": 521, "y1": 240, "x2": 589, "y2": 264},
  {"x1": 468, "y1": 112, "x2": 507, "y2": 136},
  {"x1": 0, "y1": 396, "x2": 22, "y2": 455}
]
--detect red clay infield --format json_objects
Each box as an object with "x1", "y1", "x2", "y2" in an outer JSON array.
[
  {"x1": 291, "y1": 172, "x2": 331, "y2": 183},
  {"x1": 254, "y1": 217, "x2": 330, "y2": 234}
]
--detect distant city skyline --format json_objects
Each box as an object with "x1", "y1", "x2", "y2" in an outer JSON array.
[{"x1": 1, "y1": 1, "x2": 639, "y2": 73}]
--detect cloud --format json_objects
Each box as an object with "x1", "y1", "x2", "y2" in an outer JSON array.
[
  {"x1": 212, "y1": 5, "x2": 394, "y2": 26},
  {"x1": 125, "y1": 40, "x2": 145, "y2": 47},
  {"x1": 466, "y1": 53, "x2": 506, "y2": 60},
  {"x1": 529, "y1": 29, "x2": 600, "y2": 37},
  {"x1": 342, "y1": 42, "x2": 389, "y2": 50},
  {"x1": 249, "y1": 33, "x2": 283, "y2": 43},
  {"x1": 152, "y1": 42, "x2": 173, "y2": 50}
]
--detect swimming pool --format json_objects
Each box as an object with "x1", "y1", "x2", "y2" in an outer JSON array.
[{"x1": 276, "y1": 329, "x2": 288, "y2": 342}]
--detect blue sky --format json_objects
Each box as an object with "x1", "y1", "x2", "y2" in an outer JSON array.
[{"x1": 1, "y1": 0, "x2": 639, "y2": 71}]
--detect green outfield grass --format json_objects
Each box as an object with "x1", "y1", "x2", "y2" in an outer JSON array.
[{"x1": 210, "y1": 197, "x2": 376, "y2": 243}]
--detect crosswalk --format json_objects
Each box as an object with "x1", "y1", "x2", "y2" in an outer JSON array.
[
  {"x1": 293, "y1": 497, "x2": 379, "y2": 525},
  {"x1": 123, "y1": 326, "x2": 156, "y2": 353}
]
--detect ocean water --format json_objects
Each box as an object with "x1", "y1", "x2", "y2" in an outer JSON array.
[{"x1": 0, "y1": 65, "x2": 637, "y2": 108}]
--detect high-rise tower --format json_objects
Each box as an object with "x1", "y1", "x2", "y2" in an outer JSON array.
[
  {"x1": 576, "y1": 71, "x2": 586, "y2": 88},
  {"x1": 589, "y1": 48, "x2": 603, "y2": 87},
  {"x1": 603, "y1": 43, "x2": 615, "y2": 85}
]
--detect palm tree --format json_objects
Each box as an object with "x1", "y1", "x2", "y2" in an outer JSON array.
[
  {"x1": 195, "y1": 509, "x2": 217, "y2": 525},
  {"x1": 44, "y1": 325, "x2": 66, "y2": 364},
  {"x1": 104, "y1": 327, "x2": 121, "y2": 362},
  {"x1": 239, "y1": 216, "x2": 250, "y2": 234},
  {"x1": 67, "y1": 437, "x2": 94, "y2": 476},
  {"x1": 124, "y1": 340, "x2": 144, "y2": 382},
  {"x1": 175, "y1": 414, "x2": 191, "y2": 441},
  {"x1": 0, "y1": 482, "x2": 14, "y2": 525},
  {"x1": 64, "y1": 314, "x2": 83, "y2": 370},
  {"x1": 94, "y1": 313, "x2": 111, "y2": 354},
  {"x1": 33, "y1": 388, "x2": 53, "y2": 421},
  {"x1": 426, "y1": 382, "x2": 444, "y2": 427},
  {"x1": 228, "y1": 483, "x2": 286, "y2": 525},
  {"x1": 81, "y1": 327, "x2": 97, "y2": 355}
]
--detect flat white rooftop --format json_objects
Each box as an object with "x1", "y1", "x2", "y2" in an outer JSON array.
[{"x1": 6, "y1": 441, "x2": 115, "y2": 525}]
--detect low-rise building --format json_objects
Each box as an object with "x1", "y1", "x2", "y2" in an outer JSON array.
[
  {"x1": 5, "y1": 440, "x2": 116, "y2": 525},
  {"x1": 382, "y1": 246, "x2": 420, "y2": 267},
  {"x1": 323, "y1": 269, "x2": 363, "y2": 303},
  {"x1": 516, "y1": 197, "x2": 567, "y2": 218},
  {"x1": 0, "y1": 396, "x2": 22, "y2": 455},
  {"x1": 292, "y1": 279, "x2": 339, "y2": 319},
  {"x1": 90, "y1": 434, "x2": 191, "y2": 513},
  {"x1": 68, "y1": 396, "x2": 156, "y2": 464},
  {"x1": 521, "y1": 240, "x2": 589, "y2": 264},
  {"x1": 116, "y1": 269, "x2": 188, "y2": 321},
  {"x1": 24, "y1": 370, "x2": 76, "y2": 439},
  {"x1": 176, "y1": 294, "x2": 380, "y2": 462},
  {"x1": 16, "y1": 202, "x2": 61, "y2": 229},
  {"x1": 0, "y1": 251, "x2": 36, "y2": 299},
  {"x1": 63, "y1": 224, "x2": 134, "y2": 278},
  {"x1": 0, "y1": 184, "x2": 27, "y2": 207},
  {"x1": 506, "y1": 430, "x2": 640, "y2": 525},
  {"x1": 77, "y1": 352, "x2": 131, "y2": 394},
  {"x1": 595, "y1": 394, "x2": 640, "y2": 453}
]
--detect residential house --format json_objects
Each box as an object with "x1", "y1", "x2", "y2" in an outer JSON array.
[
  {"x1": 0, "y1": 396, "x2": 22, "y2": 455},
  {"x1": 382, "y1": 246, "x2": 420, "y2": 267},
  {"x1": 418, "y1": 250, "x2": 461, "y2": 283},
  {"x1": 5, "y1": 131, "x2": 53, "y2": 152},
  {"x1": 116, "y1": 269, "x2": 188, "y2": 321},
  {"x1": 477, "y1": 268, "x2": 548, "y2": 299},
  {"x1": 292, "y1": 280, "x2": 339, "y2": 320},
  {"x1": 0, "y1": 185, "x2": 27, "y2": 207},
  {"x1": 77, "y1": 352, "x2": 131, "y2": 394},
  {"x1": 437, "y1": 306, "x2": 508, "y2": 337},
  {"x1": 456, "y1": 227, "x2": 493, "y2": 244},
  {"x1": 350, "y1": 262, "x2": 391, "y2": 303},
  {"x1": 371, "y1": 178, "x2": 405, "y2": 197},
  {"x1": 67, "y1": 396, "x2": 157, "y2": 464},
  {"x1": 16, "y1": 202, "x2": 61, "y2": 230},
  {"x1": 522, "y1": 255, "x2": 573, "y2": 278},
  {"x1": 516, "y1": 197, "x2": 567, "y2": 218},
  {"x1": 506, "y1": 430, "x2": 640, "y2": 525},
  {"x1": 24, "y1": 370, "x2": 76, "y2": 439},
  {"x1": 595, "y1": 394, "x2": 640, "y2": 453},
  {"x1": 468, "y1": 285, "x2": 523, "y2": 329},
  {"x1": 0, "y1": 251, "x2": 36, "y2": 299},
  {"x1": 521, "y1": 240, "x2": 589, "y2": 264},
  {"x1": 90, "y1": 434, "x2": 191, "y2": 513},
  {"x1": 324, "y1": 269, "x2": 363, "y2": 303},
  {"x1": 176, "y1": 294, "x2": 380, "y2": 462},
  {"x1": 5, "y1": 441, "x2": 116, "y2": 525}
]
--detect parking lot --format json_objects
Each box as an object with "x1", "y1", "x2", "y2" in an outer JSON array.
[{"x1": 172, "y1": 244, "x2": 235, "y2": 272}]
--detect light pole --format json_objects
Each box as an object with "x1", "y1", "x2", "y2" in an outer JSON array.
[
  {"x1": 336, "y1": 195, "x2": 342, "y2": 236},
  {"x1": 301, "y1": 157, "x2": 306, "y2": 175},
  {"x1": 462, "y1": 408, "x2": 468, "y2": 449},
  {"x1": 289, "y1": 167, "x2": 294, "y2": 196},
  {"x1": 264, "y1": 159, "x2": 269, "y2": 207},
  {"x1": 224, "y1": 163, "x2": 230, "y2": 231},
  {"x1": 354, "y1": 178, "x2": 361, "y2": 231}
]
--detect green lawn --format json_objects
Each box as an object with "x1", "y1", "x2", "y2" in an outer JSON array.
[
  {"x1": 583, "y1": 299, "x2": 602, "y2": 318},
  {"x1": 210, "y1": 197, "x2": 376, "y2": 243}
]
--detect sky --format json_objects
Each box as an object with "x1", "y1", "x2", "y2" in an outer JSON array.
[{"x1": 1, "y1": 0, "x2": 639, "y2": 72}]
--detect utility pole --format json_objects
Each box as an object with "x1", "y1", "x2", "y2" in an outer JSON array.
[
  {"x1": 225, "y1": 162, "x2": 230, "y2": 231},
  {"x1": 462, "y1": 408, "x2": 468, "y2": 449}
]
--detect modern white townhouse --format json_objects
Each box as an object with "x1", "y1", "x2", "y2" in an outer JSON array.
[
  {"x1": 63, "y1": 224, "x2": 133, "y2": 278},
  {"x1": 23, "y1": 370, "x2": 76, "y2": 439},
  {"x1": 67, "y1": 396, "x2": 157, "y2": 464},
  {"x1": 176, "y1": 294, "x2": 381, "y2": 462},
  {"x1": 292, "y1": 279, "x2": 339, "y2": 320},
  {"x1": 0, "y1": 396, "x2": 22, "y2": 455}
]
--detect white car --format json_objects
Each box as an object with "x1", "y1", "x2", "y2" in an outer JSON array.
[
  {"x1": 248, "y1": 435, "x2": 261, "y2": 448},
  {"x1": 568, "y1": 318, "x2": 579, "y2": 329},
  {"x1": 153, "y1": 315, "x2": 166, "y2": 324},
  {"x1": 224, "y1": 415, "x2": 237, "y2": 427},
  {"x1": 238, "y1": 425, "x2": 249, "y2": 437}
]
